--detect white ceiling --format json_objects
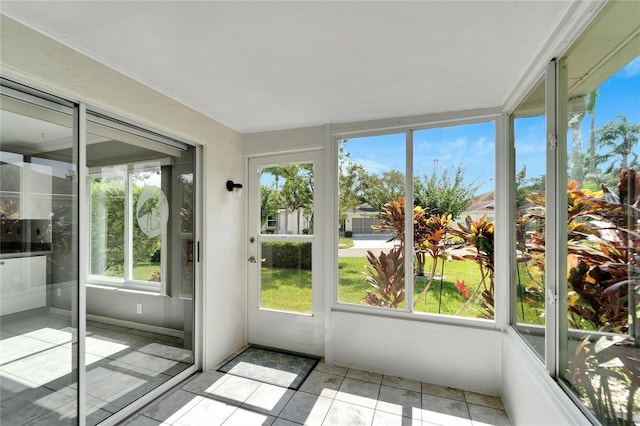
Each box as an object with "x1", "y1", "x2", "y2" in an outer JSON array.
[{"x1": 1, "y1": 1, "x2": 577, "y2": 134}]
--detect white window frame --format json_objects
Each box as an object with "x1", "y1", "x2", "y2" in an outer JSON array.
[
  {"x1": 87, "y1": 161, "x2": 168, "y2": 294},
  {"x1": 331, "y1": 110, "x2": 502, "y2": 329}
]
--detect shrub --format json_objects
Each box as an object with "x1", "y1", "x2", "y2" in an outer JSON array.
[{"x1": 262, "y1": 242, "x2": 311, "y2": 270}]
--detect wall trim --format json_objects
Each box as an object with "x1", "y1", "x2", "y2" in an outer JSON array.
[{"x1": 49, "y1": 307, "x2": 184, "y2": 338}]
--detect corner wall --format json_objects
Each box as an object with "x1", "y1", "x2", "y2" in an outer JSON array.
[
  {"x1": 501, "y1": 328, "x2": 589, "y2": 425},
  {"x1": 0, "y1": 14, "x2": 246, "y2": 370}
]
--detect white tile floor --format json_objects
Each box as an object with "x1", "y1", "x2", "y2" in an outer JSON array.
[
  {"x1": 123, "y1": 356, "x2": 512, "y2": 426},
  {"x1": 0, "y1": 313, "x2": 192, "y2": 425}
]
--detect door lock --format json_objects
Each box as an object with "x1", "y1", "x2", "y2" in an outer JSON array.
[{"x1": 248, "y1": 256, "x2": 257, "y2": 263}]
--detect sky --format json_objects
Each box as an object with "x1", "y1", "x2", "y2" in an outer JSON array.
[{"x1": 344, "y1": 55, "x2": 640, "y2": 196}]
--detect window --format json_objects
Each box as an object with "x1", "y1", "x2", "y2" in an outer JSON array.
[
  {"x1": 512, "y1": 77, "x2": 547, "y2": 360},
  {"x1": 89, "y1": 162, "x2": 168, "y2": 290},
  {"x1": 266, "y1": 214, "x2": 278, "y2": 230},
  {"x1": 337, "y1": 122, "x2": 496, "y2": 320},
  {"x1": 510, "y1": 2, "x2": 640, "y2": 422}
]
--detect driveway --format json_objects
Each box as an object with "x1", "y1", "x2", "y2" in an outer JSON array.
[{"x1": 339, "y1": 235, "x2": 396, "y2": 257}]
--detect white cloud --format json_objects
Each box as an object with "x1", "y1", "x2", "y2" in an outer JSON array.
[{"x1": 622, "y1": 56, "x2": 640, "y2": 78}]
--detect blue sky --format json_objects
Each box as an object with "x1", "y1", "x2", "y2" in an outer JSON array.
[{"x1": 344, "y1": 55, "x2": 640, "y2": 196}]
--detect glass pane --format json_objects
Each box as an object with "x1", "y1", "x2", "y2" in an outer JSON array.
[
  {"x1": 413, "y1": 122, "x2": 495, "y2": 318},
  {"x1": 260, "y1": 241, "x2": 312, "y2": 314},
  {"x1": 85, "y1": 121, "x2": 195, "y2": 424},
  {"x1": 179, "y1": 172, "x2": 194, "y2": 299},
  {"x1": 561, "y1": 50, "x2": 640, "y2": 423},
  {"x1": 260, "y1": 164, "x2": 314, "y2": 235},
  {"x1": 513, "y1": 78, "x2": 546, "y2": 360},
  {"x1": 90, "y1": 168, "x2": 125, "y2": 279},
  {"x1": 337, "y1": 134, "x2": 406, "y2": 309},
  {"x1": 1, "y1": 97, "x2": 78, "y2": 423},
  {"x1": 131, "y1": 170, "x2": 165, "y2": 282}
]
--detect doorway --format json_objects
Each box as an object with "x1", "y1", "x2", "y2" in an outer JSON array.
[{"x1": 247, "y1": 151, "x2": 325, "y2": 356}]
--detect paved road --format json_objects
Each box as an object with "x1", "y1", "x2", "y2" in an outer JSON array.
[{"x1": 339, "y1": 236, "x2": 396, "y2": 257}]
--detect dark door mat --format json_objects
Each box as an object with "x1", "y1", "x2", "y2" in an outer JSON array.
[{"x1": 217, "y1": 346, "x2": 320, "y2": 390}]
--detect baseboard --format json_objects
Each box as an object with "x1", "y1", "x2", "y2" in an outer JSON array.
[{"x1": 49, "y1": 307, "x2": 184, "y2": 338}]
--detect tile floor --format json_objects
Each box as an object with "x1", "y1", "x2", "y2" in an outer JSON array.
[
  {"x1": 0, "y1": 312, "x2": 193, "y2": 425},
  {"x1": 122, "y1": 353, "x2": 512, "y2": 426}
]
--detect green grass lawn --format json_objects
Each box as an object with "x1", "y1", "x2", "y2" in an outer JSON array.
[
  {"x1": 104, "y1": 262, "x2": 161, "y2": 282},
  {"x1": 261, "y1": 255, "x2": 544, "y2": 322}
]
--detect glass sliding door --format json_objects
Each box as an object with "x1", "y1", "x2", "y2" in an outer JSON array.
[
  {"x1": 0, "y1": 84, "x2": 80, "y2": 424},
  {"x1": 84, "y1": 113, "x2": 196, "y2": 424},
  {"x1": 0, "y1": 80, "x2": 199, "y2": 425}
]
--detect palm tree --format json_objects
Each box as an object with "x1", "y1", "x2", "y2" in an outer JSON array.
[
  {"x1": 586, "y1": 89, "x2": 599, "y2": 180},
  {"x1": 569, "y1": 110, "x2": 586, "y2": 185},
  {"x1": 596, "y1": 115, "x2": 640, "y2": 174}
]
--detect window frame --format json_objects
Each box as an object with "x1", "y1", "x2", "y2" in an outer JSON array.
[
  {"x1": 332, "y1": 111, "x2": 502, "y2": 329},
  {"x1": 87, "y1": 161, "x2": 169, "y2": 294}
]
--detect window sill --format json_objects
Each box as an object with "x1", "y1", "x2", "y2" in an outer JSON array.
[
  {"x1": 331, "y1": 302, "x2": 497, "y2": 331},
  {"x1": 86, "y1": 281, "x2": 166, "y2": 297}
]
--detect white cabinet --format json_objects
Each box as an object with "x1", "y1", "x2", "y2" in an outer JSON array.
[{"x1": 0, "y1": 255, "x2": 47, "y2": 315}]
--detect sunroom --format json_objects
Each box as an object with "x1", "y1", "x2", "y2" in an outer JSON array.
[{"x1": 0, "y1": 1, "x2": 639, "y2": 425}]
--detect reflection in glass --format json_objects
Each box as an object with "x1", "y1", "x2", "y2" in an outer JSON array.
[
  {"x1": 1, "y1": 95, "x2": 79, "y2": 424},
  {"x1": 561, "y1": 51, "x2": 640, "y2": 424},
  {"x1": 512, "y1": 78, "x2": 547, "y2": 360}
]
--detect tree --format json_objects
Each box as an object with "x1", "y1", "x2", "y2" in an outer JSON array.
[
  {"x1": 414, "y1": 161, "x2": 479, "y2": 219},
  {"x1": 338, "y1": 141, "x2": 366, "y2": 227},
  {"x1": 279, "y1": 164, "x2": 314, "y2": 233},
  {"x1": 586, "y1": 89, "x2": 599, "y2": 180},
  {"x1": 359, "y1": 169, "x2": 405, "y2": 213},
  {"x1": 260, "y1": 185, "x2": 280, "y2": 227},
  {"x1": 596, "y1": 115, "x2": 640, "y2": 176},
  {"x1": 569, "y1": 110, "x2": 586, "y2": 185}
]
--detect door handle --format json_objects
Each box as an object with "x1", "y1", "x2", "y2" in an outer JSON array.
[{"x1": 248, "y1": 256, "x2": 257, "y2": 263}]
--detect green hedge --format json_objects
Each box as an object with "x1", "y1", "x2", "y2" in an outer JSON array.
[{"x1": 262, "y1": 241, "x2": 311, "y2": 270}]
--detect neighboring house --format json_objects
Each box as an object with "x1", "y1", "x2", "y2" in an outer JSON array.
[
  {"x1": 264, "y1": 207, "x2": 311, "y2": 235},
  {"x1": 343, "y1": 203, "x2": 379, "y2": 235},
  {"x1": 460, "y1": 191, "x2": 495, "y2": 223},
  {"x1": 343, "y1": 193, "x2": 495, "y2": 236}
]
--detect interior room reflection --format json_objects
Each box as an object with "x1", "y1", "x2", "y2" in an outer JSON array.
[{"x1": 0, "y1": 101, "x2": 195, "y2": 425}]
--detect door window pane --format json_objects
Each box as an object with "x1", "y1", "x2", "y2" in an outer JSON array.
[
  {"x1": 260, "y1": 165, "x2": 314, "y2": 235},
  {"x1": 260, "y1": 241, "x2": 312, "y2": 313},
  {"x1": 259, "y1": 162, "x2": 314, "y2": 314}
]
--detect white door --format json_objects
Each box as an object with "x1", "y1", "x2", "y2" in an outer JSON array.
[{"x1": 247, "y1": 151, "x2": 324, "y2": 356}]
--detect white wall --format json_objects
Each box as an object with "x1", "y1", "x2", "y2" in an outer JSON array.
[
  {"x1": 244, "y1": 125, "x2": 325, "y2": 156},
  {"x1": 501, "y1": 328, "x2": 589, "y2": 425},
  {"x1": 0, "y1": 14, "x2": 246, "y2": 370},
  {"x1": 332, "y1": 311, "x2": 502, "y2": 395}
]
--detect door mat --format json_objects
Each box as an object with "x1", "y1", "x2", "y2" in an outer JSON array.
[{"x1": 217, "y1": 346, "x2": 320, "y2": 390}]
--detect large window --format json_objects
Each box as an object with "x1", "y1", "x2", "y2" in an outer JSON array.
[
  {"x1": 89, "y1": 163, "x2": 168, "y2": 290},
  {"x1": 337, "y1": 123, "x2": 496, "y2": 320},
  {"x1": 511, "y1": 1, "x2": 640, "y2": 423}
]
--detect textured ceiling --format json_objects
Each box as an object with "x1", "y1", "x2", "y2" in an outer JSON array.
[{"x1": 1, "y1": 1, "x2": 577, "y2": 133}]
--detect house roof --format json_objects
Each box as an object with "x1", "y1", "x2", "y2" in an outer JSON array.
[
  {"x1": 465, "y1": 191, "x2": 495, "y2": 212},
  {"x1": 0, "y1": 1, "x2": 584, "y2": 133}
]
